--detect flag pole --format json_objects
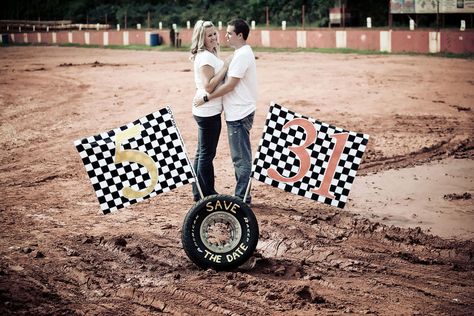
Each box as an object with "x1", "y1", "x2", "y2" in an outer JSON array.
[
  {"x1": 166, "y1": 106, "x2": 204, "y2": 200},
  {"x1": 191, "y1": 166, "x2": 205, "y2": 200},
  {"x1": 243, "y1": 177, "x2": 252, "y2": 203}
]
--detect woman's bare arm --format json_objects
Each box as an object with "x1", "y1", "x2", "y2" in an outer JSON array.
[{"x1": 199, "y1": 54, "x2": 233, "y2": 93}]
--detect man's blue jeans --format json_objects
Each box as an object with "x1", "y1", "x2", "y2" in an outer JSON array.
[
  {"x1": 192, "y1": 113, "x2": 221, "y2": 201},
  {"x1": 226, "y1": 112, "x2": 254, "y2": 203}
]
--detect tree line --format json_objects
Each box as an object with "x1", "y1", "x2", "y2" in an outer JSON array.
[{"x1": 2, "y1": 0, "x2": 390, "y2": 29}]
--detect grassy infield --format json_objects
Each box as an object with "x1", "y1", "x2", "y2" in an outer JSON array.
[{"x1": 2, "y1": 41, "x2": 472, "y2": 59}]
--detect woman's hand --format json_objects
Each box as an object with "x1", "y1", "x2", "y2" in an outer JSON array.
[{"x1": 193, "y1": 93, "x2": 207, "y2": 107}]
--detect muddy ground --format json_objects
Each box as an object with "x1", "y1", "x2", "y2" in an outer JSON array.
[{"x1": 0, "y1": 46, "x2": 473, "y2": 315}]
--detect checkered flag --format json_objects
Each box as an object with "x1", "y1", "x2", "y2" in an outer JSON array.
[
  {"x1": 74, "y1": 106, "x2": 195, "y2": 214},
  {"x1": 251, "y1": 103, "x2": 369, "y2": 208}
]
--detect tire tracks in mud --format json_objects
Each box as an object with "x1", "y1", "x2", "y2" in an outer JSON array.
[
  {"x1": 62, "y1": 231, "x2": 379, "y2": 314},
  {"x1": 60, "y1": 206, "x2": 466, "y2": 314},
  {"x1": 251, "y1": 199, "x2": 473, "y2": 283},
  {"x1": 251, "y1": 209, "x2": 474, "y2": 314},
  {"x1": 349, "y1": 108, "x2": 474, "y2": 175},
  {"x1": 258, "y1": 210, "x2": 473, "y2": 265},
  {"x1": 56, "y1": 234, "x2": 269, "y2": 315},
  {"x1": 360, "y1": 136, "x2": 474, "y2": 175},
  {"x1": 115, "y1": 285, "x2": 247, "y2": 316}
]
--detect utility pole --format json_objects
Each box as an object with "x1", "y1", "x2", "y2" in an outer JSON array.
[
  {"x1": 388, "y1": 0, "x2": 392, "y2": 28},
  {"x1": 302, "y1": 5, "x2": 305, "y2": 29},
  {"x1": 265, "y1": 6, "x2": 269, "y2": 27},
  {"x1": 436, "y1": 0, "x2": 440, "y2": 31},
  {"x1": 342, "y1": 2, "x2": 345, "y2": 28}
]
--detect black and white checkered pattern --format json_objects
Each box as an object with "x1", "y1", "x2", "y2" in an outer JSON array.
[
  {"x1": 74, "y1": 107, "x2": 195, "y2": 214},
  {"x1": 251, "y1": 103, "x2": 369, "y2": 208}
]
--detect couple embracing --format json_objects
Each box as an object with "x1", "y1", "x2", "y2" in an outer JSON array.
[{"x1": 190, "y1": 18, "x2": 257, "y2": 205}]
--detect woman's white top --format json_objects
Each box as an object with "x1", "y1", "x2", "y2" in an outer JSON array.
[{"x1": 193, "y1": 50, "x2": 224, "y2": 117}]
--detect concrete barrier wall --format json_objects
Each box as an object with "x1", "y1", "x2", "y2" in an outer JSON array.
[
  {"x1": 56, "y1": 31, "x2": 68, "y2": 44},
  {"x1": 26, "y1": 32, "x2": 38, "y2": 43},
  {"x1": 40, "y1": 32, "x2": 53, "y2": 44},
  {"x1": 157, "y1": 30, "x2": 171, "y2": 45},
  {"x1": 270, "y1": 30, "x2": 297, "y2": 48},
  {"x1": 4, "y1": 29, "x2": 473, "y2": 54},
  {"x1": 306, "y1": 30, "x2": 336, "y2": 48},
  {"x1": 391, "y1": 31, "x2": 430, "y2": 53},
  {"x1": 245, "y1": 30, "x2": 261, "y2": 48},
  {"x1": 128, "y1": 30, "x2": 146, "y2": 45},
  {"x1": 440, "y1": 30, "x2": 474, "y2": 54},
  {"x1": 108, "y1": 31, "x2": 123, "y2": 45},
  {"x1": 72, "y1": 31, "x2": 85, "y2": 45},
  {"x1": 12, "y1": 33, "x2": 23, "y2": 43},
  {"x1": 89, "y1": 31, "x2": 102, "y2": 45},
  {"x1": 178, "y1": 30, "x2": 192, "y2": 46},
  {"x1": 347, "y1": 30, "x2": 380, "y2": 51}
]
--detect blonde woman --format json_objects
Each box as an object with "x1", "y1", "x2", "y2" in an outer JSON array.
[{"x1": 190, "y1": 20, "x2": 232, "y2": 201}]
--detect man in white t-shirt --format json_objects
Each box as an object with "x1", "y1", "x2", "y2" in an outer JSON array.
[{"x1": 195, "y1": 18, "x2": 257, "y2": 204}]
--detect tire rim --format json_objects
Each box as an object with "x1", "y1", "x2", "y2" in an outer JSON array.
[{"x1": 200, "y1": 211, "x2": 242, "y2": 253}]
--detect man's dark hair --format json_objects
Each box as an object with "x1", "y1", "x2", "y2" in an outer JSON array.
[{"x1": 228, "y1": 18, "x2": 250, "y2": 40}]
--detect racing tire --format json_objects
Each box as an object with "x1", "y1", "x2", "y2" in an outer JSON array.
[{"x1": 181, "y1": 194, "x2": 259, "y2": 270}]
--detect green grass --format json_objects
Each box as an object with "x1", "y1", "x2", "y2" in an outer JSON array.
[
  {"x1": 60, "y1": 43, "x2": 100, "y2": 49},
  {"x1": 430, "y1": 52, "x2": 474, "y2": 59},
  {"x1": 231, "y1": 46, "x2": 473, "y2": 59},
  {"x1": 250, "y1": 47, "x2": 389, "y2": 55},
  {"x1": 59, "y1": 42, "x2": 190, "y2": 51},
  {"x1": 3, "y1": 42, "x2": 473, "y2": 59}
]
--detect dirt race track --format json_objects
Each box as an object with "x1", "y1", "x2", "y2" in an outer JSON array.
[{"x1": 0, "y1": 46, "x2": 473, "y2": 315}]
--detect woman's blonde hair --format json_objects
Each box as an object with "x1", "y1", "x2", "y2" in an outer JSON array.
[{"x1": 190, "y1": 20, "x2": 218, "y2": 61}]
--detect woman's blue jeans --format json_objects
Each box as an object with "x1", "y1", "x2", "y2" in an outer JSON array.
[
  {"x1": 226, "y1": 112, "x2": 254, "y2": 203},
  {"x1": 192, "y1": 113, "x2": 221, "y2": 201}
]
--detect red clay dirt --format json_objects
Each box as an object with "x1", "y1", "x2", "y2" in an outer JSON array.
[{"x1": 0, "y1": 46, "x2": 473, "y2": 315}]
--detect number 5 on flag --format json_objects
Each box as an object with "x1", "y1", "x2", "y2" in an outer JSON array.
[
  {"x1": 74, "y1": 107, "x2": 196, "y2": 214},
  {"x1": 114, "y1": 125, "x2": 159, "y2": 199}
]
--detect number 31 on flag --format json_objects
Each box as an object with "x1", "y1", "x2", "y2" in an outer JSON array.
[{"x1": 267, "y1": 118, "x2": 349, "y2": 200}]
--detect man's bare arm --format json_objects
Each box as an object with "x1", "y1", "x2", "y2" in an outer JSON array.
[
  {"x1": 194, "y1": 77, "x2": 240, "y2": 106},
  {"x1": 209, "y1": 76, "x2": 240, "y2": 100}
]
